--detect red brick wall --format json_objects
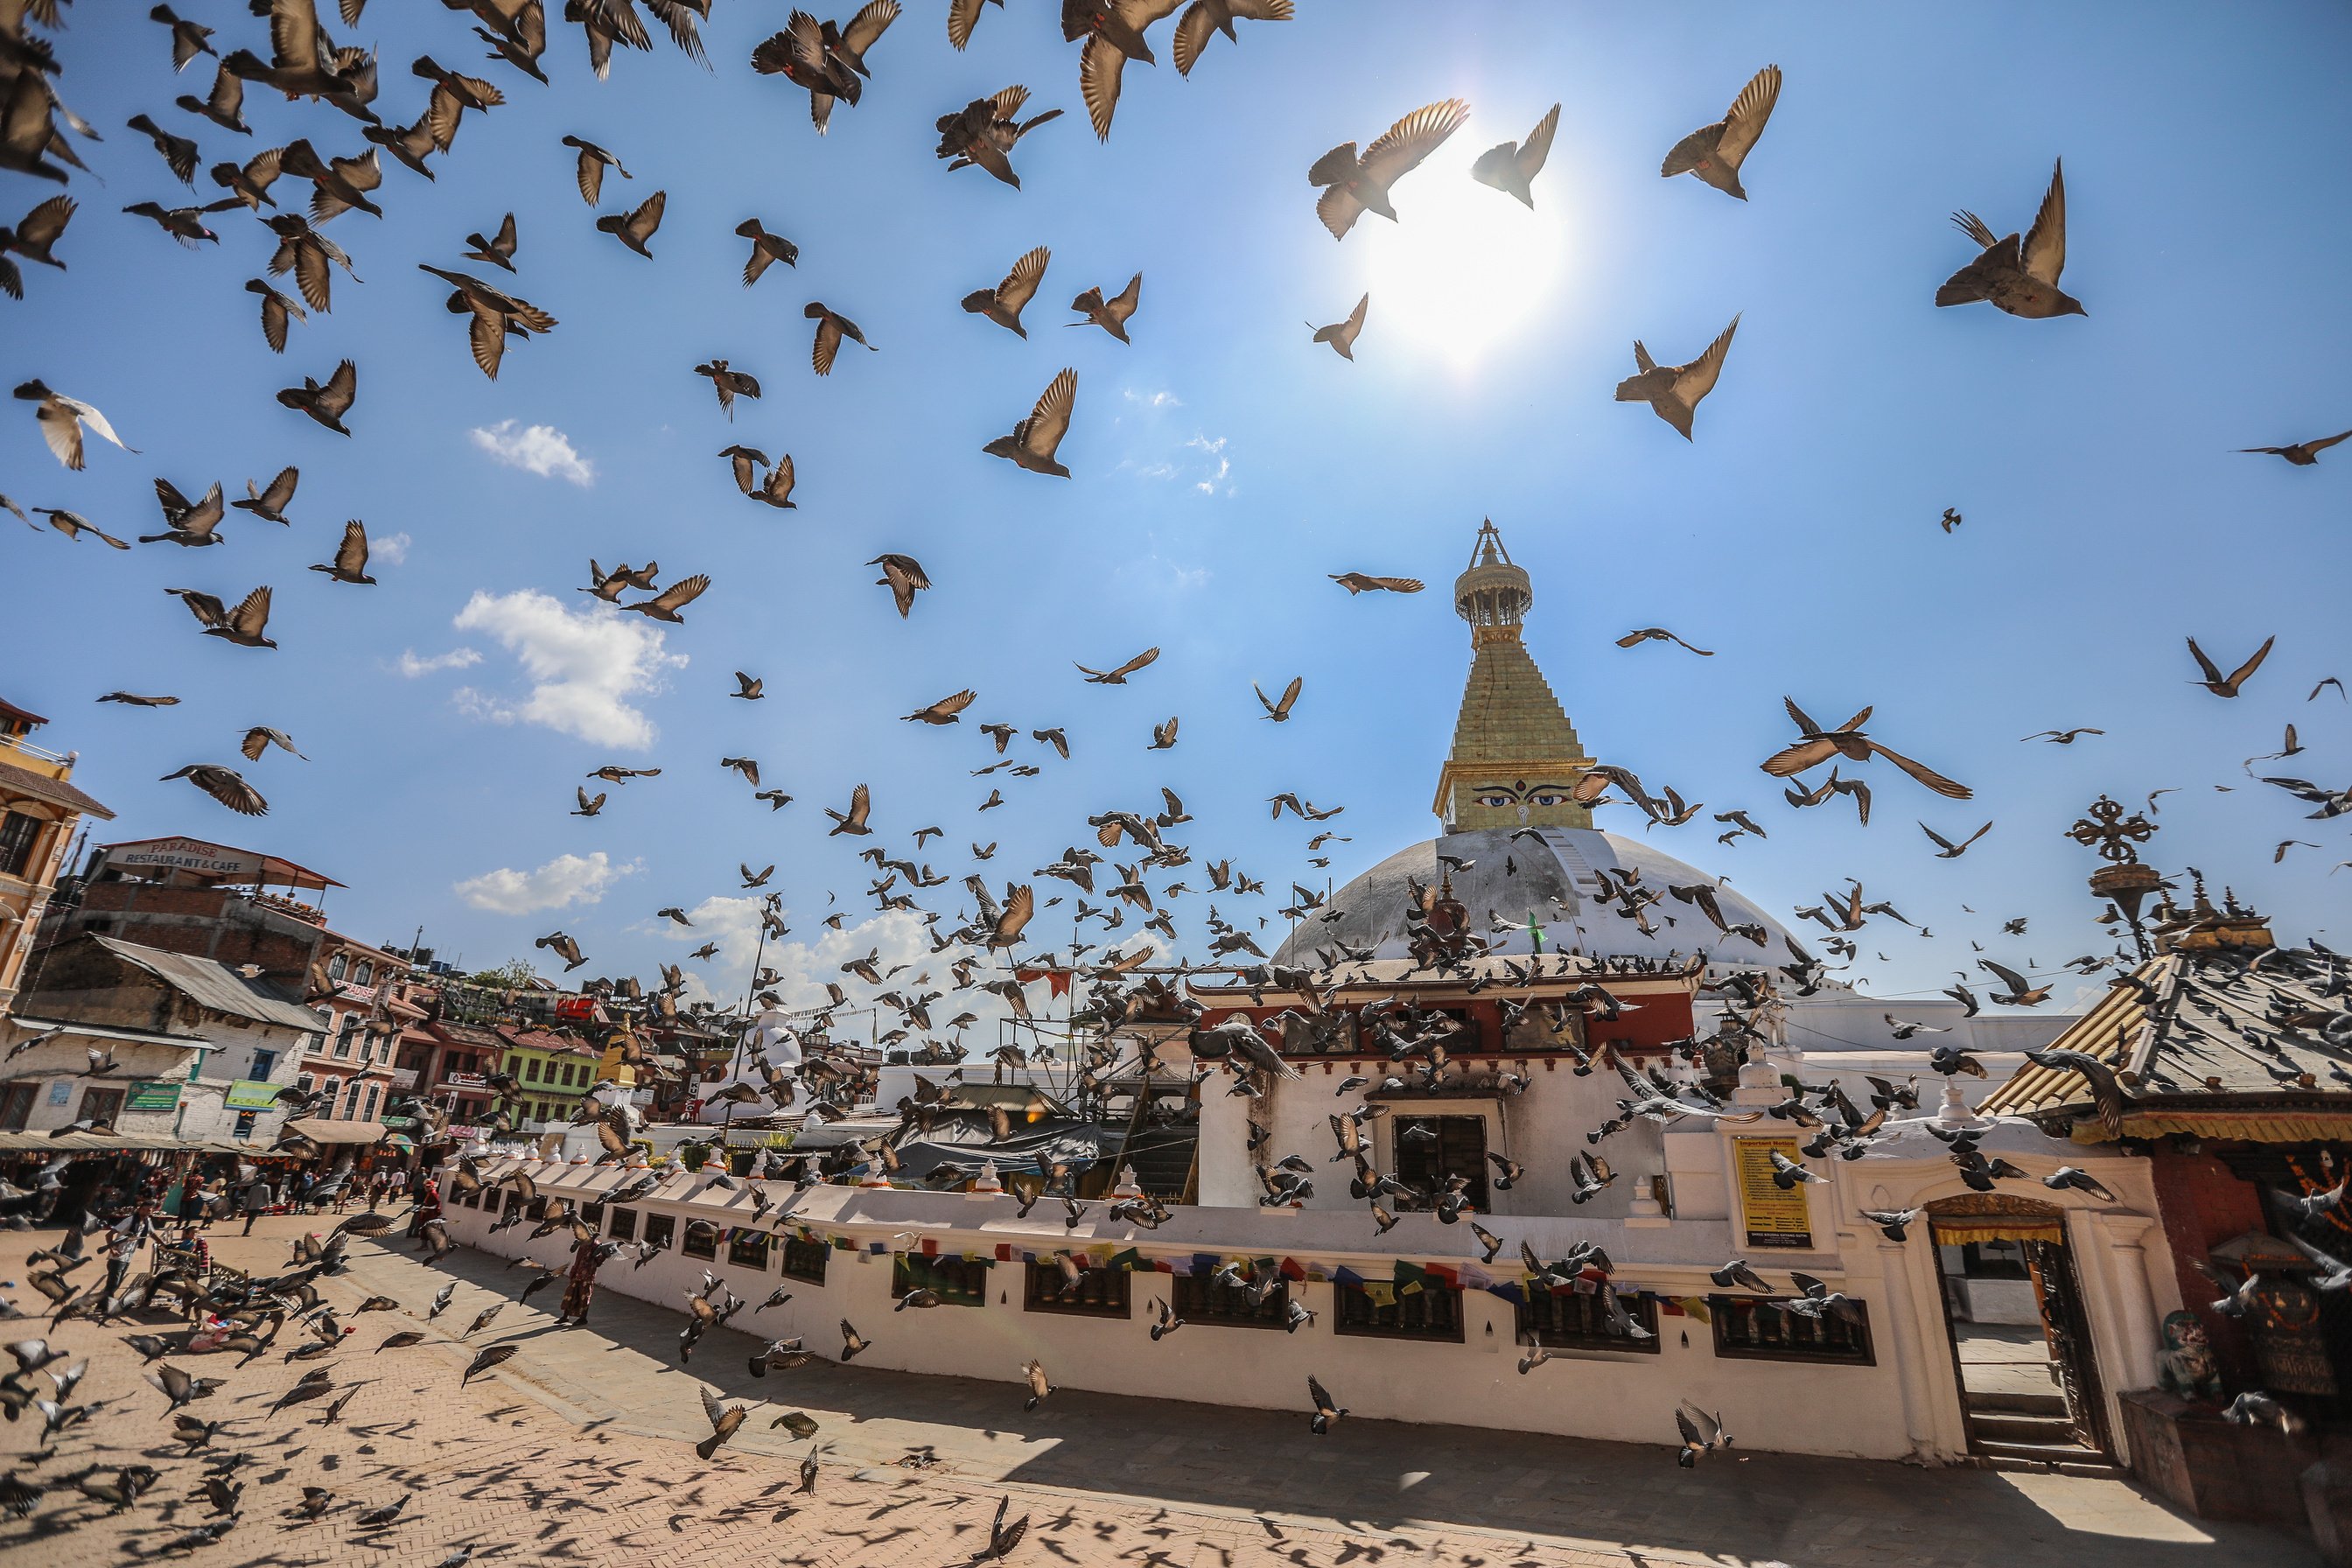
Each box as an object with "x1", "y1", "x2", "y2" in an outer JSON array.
[
  {"x1": 63, "y1": 884, "x2": 322, "y2": 977},
  {"x1": 2150, "y1": 1144, "x2": 2268, "y2": 1388}
]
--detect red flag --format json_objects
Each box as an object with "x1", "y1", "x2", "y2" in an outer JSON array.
[{"x1": 1016, "y1": 967, "x2": 1074, "y2": 998}]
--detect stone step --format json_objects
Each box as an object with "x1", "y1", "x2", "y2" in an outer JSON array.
[
  {"x1": 1968, "y1": 1452, "x2": 2128, "y2": 1480},
  {"x1": 1966, "y1": 1411, "x2": 2082, "y2": 1446},
  {"x1": 1963, "y1": 1390, "x2": 2068, "y2": 1417},
  {"x1": 1971, "y1": 1437, "x2": 2123, "y2": 1479}
]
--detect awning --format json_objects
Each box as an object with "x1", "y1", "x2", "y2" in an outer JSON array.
[
  {"x1": 283, "y1": 1116, "x2": 388, "y2": 1146},
  {"x1": 2070, "y1": 1109, "x2": 2352, "y2": 1144},
  {"x1": 0, "y1": 1130, "x2": 233, "y2": 1155}
]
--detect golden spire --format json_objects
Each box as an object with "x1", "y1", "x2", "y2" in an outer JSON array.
[{"x1": 1433, "y1": 521, "x2": 1593, "y2": 831}]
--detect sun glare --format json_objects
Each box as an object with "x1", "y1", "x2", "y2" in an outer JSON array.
[{"x1": 1355, "y1": 148, "x2": 1570, "y2": 369}]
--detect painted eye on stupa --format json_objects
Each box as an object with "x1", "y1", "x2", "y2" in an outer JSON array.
[
  {"x1": 1529, "y1": 794, "x2": 1564, "y2": 807},
  {"x1": 1477, "y1": 794, "x2": 1515, "y2": 808}
]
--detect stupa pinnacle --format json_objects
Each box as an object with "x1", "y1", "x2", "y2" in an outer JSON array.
[{"x1": 1432, "y1": 521, "x2": 1594, "y2": 830}]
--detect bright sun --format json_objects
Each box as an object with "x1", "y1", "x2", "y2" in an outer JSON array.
[{"x1": 1354, "y1": 148, "x2": 1570, "y2": 369}]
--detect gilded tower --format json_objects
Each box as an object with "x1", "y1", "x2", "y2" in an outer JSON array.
[{"x1": 1432, "y1": 522, "x2": 1594, "y2": 832}]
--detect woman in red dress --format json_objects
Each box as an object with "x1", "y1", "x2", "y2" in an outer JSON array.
[{"x1": 556, "y1": 1236, "x2": 606, "y2": 1326}]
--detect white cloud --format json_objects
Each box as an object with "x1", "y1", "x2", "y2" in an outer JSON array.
[
  {"x1": 1188, "y1": 434, "x2": 1233, "y2": 496},
  {"x1": 374, "y1": 530, "x2": 413, "y2": 565},
  {"x1": 394, "y1": 647, "x2": 481, "y2": 677},
  {"x1": 1124, "y1": 388, "x2": 1182, "y2": 410},
  {"x1": 469, "y1": 420, "x2": 595, "y2": 486},
  {"x1": 455, "y1": 851, "x2": 636, "y2": 915},
  {"x1": 669, "y1": 905, "x2": 1027, "y2": 1045},
  {"x1": 451, "y1": 590, "x2": 685, "y2": 750}
]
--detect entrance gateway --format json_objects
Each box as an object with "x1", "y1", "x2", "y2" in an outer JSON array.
[{"x1": 1926, "y1": 1193, "x2": 2112, "y2": 1469}]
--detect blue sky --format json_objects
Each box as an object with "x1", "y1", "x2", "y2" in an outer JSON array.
[{"x1": 8, "y1": 1, "x2": 2348, "y2": 1025}]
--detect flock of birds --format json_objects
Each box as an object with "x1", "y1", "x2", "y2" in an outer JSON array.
[
  {"x1": 1, "y1": 0, "x2": 2346, "y2": 1508},
  {"x1": 0, "y1": 1203, "x2": 1053, "y2": 1558}
]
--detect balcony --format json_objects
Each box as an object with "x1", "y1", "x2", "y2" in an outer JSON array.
[{"x1": 0, "y1": 732, "x2": 74, "y2": 780}]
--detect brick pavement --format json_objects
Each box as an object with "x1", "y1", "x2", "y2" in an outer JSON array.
[{"x1": 0, "y1": 1218, "x2": 2314, "y2": 1568}]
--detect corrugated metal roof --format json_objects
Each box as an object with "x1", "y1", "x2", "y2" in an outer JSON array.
[
  {"x1": 89, "y1": 934, "x2": 326, "y2": 1034},
  {"x1": 5, "y1": 1015, "x2": 210, "y2": 1050},
  {"x1": 0, "y1": 756, "x2": 115, "y2": 820},
  {"x1": 0, "y1": 1130, "x2": 247, "y2": 1154},
  {"x1": 1980, "y1": 937, "x2": 2352, "y2": 1133}
]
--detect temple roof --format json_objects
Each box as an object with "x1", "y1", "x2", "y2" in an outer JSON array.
[
  {"x1": 1979, "y1": 906, "x2": 2351, "y2": 1139},
  {"x1": 1432, "y1": 522, "x2": 1592, "y2": 831}
]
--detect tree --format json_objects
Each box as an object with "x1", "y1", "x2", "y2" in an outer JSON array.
[{"x1": 464, "y1": 958, "x2": 538, "y2": 990}]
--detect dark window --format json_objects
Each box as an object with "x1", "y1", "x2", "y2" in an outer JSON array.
[
  {"x1": 1025, "y1": 1258, "x2": 1132, "y2": 1318},
  {"x1": 1710, "y1": 1295, "x2": 1874, "y2": 1364},
  {"x1": 500, "y1": 1189, "x2": 524, "y2": 1216},
  {"x1": 606, "y1": 1207, "x2": 637, "y2": 1242},
  {"x1": 0, "y1": 1083, "x2": 34, "y2": 1132},
  {"x1": 1170, "y1": 1270, "x2": 1291, "y2": 1329},
  {"x1": 780, "y1": 1237, "x2": 830, "y2": 1284},
  {"x1": 1334, "y1": 1280, "x2": 1464, "y2": 1341},
  {"x1": 1392, "y1": 1115, "x2": 1488, "y2": 1208},
  {"x1": 727, "y1": 1230, "x2": 771, "y2": 1270},
  {"x1": 525, "y1": 1196, "x2": 549, "y2": 1221},
  {"x1": 640, "y1": 1214, "x2": 674, "y2": 1251},
  {"x1": 581, "y1": 1200, "x2": 606, "y2": 1225},
  {"x1": 232, "y1": 1110, "x2": 256, "y2": 1138},
  {"x1": 1959, "y1": 1241, "x2": 2030, "y2": 1280},
  {"x1": 1517, "y1": 1286, "x2": 1661, "y2": 1353},
  {"x1": 892, "y1": 1253, "x2": 987, "y2": 1307},
  {"x1": 80, "y1": 1086, "x2": 126, "y2": 1125},
  {"x1": 250, "y1": 1049, "x2": 277, "y2": 1080},
  {"x1": 0, "y1": 812, "x2": 40, "y2": 878},
  {"x1": 682, "y1": 1219, "x2": 719, "y2": 1260}
]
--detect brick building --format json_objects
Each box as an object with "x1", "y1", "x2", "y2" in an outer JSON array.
[
  {"x1": 39, "y1": 836, "x2": 405, "y2": 1135},
  {"x1": 8, "y1": 932, "x2": 317, "y2": 1143}
]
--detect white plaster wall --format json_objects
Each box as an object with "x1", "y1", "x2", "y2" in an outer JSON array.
[
  {"x1": 175, "y1": 1018, "x2": 307, "y2": 1144},
  {"x1": 1201, "y1": 1058, "x2": 1666, "y2": 1221},
  {"x1": 441, "y1": 1158, "x2": 1921, "y2": 1462},
  {"x1": 0, "y1": 1032, "x2": 194, "y2": 1135},
  {"x1": 1833, "y1": 1140, "x2": 2177, "y2": 1466}
]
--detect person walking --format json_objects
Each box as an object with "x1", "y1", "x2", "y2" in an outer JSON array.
[
  {"x1": 408, "y1": 1172, "x2": 443, "y2": 1244},
  {"x1": 554, "y1": 1236, "x2": 608, "y2": 1327},
  {"x1": 238, "y1": 1171, "x2": 272, "y2": 1236}
]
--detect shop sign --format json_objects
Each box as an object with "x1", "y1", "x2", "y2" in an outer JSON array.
[
  {"x1": 127, "y1": 1080, "x2": 182, "y2": 1112},
  {"x1": 110, "y1": 837, "x2": 266, "y2": 879},
  {"x1": 1732, "y1": 1136, "x2": 1815, "y2": 1250},
  {"x1": 224, "y1": 1080, "x2": 284, "y2": 1110}
]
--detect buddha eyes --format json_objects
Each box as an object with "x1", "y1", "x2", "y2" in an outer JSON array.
[
  {"x1": 1478, "y1": 794, "x2": 1515, "y2": 808},
  {"x1": 1530, "y1": 794, "x2": 1564, "y2": 807}
]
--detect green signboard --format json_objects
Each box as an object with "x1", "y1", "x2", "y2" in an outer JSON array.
[
  {"x1": 127, "y1": 1080, "x2": 182, "y2": 1112},
  {"x1": 225, "y1": 1080, "x2": 283, "y2": 1110}
]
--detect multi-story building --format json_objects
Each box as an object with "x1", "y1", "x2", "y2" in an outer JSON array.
[
  {"x1": 495, "y1": 1026, "x2": 601, "y2": 1128},
  {"x1": 0, "y1": 696, "x2": 114, "y2": 1020},
  {"x1": 40, "y1": 836, "x2": 404, "y2": 1134},
  {"x1": 398, "y1": 1016, "x2": 504, "y2": 1129},
  {"x1": 7, "y1": 931, "x2": 316, "y2": 1143}
]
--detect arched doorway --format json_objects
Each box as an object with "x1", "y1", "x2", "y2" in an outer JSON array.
[{"x1": 1926, "y1": 1193, "x2": 2110, "y2": 1464}]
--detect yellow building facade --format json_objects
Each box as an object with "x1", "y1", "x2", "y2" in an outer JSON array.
[{"x1": 0, "y1": 697, "x2": 114, "y2": 1020}]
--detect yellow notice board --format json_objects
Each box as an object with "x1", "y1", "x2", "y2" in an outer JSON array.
[{"x1": 1732, "y1": 1137, "x2": 1814, "y2": 1250}]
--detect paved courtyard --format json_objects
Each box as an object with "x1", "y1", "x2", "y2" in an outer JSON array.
[{"x1": 0, "y1": 1217, "x2": 2314, "y2": 1567}]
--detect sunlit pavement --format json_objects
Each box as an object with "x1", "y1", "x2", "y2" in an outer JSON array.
[{"x1": 0, "y1": 1216, "x2": 2313, "y2": 1568}]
